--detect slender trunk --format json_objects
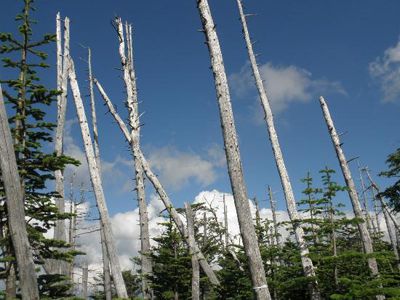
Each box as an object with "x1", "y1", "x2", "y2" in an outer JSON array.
[
  {"x1": 82, "y1": 263, "x2": 88, "y2": 299},
  {"x1": 86, "y1": 48, "x2": 113, "y2": 300},
  {"x1": 185, "y1": 203, "x2": 200, "y2": 300},
  {"x1": 114, "y1": 19, "x2": 153, "y2": 298},
  {"x1": 364, "y1": 170, "x2": 400, "y2": 270},
  {"x1": 268, "y1": 186, "x2": 280, "y2": 247},
  {"x1": 68, "y1": 175, "x2": 76, "y2": 281},
  {"x1": 68, "y1": 56, "x2": 128, "y2": 298},
  {"x1": 0, "y1": 85, "x2": 39, "y2": 299},
  {"x1": 223, "y1": 194, "x2": 229, "y2": 248},
  {"x1": 358, "y1": 164, "x2": 376, "y2": 235},
  {"x1": 53, "y1": 14, "x2": 70, "y2": 276},
  {"x1": 197, "y1": 1, "x2": 270, "y2": 298},
  {"x1": 319, "y1": 97, "x2": 383, "y2": 299},
  {"x1": 235, "y1": 1, "x2": 319, "y2": 298},
  {"x1": 94, "y1": 79, "x2": 219, "y2": 286},
  {"x1": 6, "y1": 263, "x2": 17, "y2": 299}
]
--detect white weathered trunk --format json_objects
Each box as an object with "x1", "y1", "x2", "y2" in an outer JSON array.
[
  {"x1": 319, "y1": 97, "x2": 382, "y2": 282},
  {"x1": 94, "y1": 79, "x2": 219, "y2": 286},
  {"x1": 0, "y1": 85, "x2": 39, "y2": 300},
  {"x1": 82, "y1": 263, "x2": 88, "y2": 299},
  {"x1": 364, "y1": 170, "x2": 400, "y2": 270},
  {"x1": 185, "y1": 203, "x2": 200, "y2": 300},
  {"x1": 223, "y1": 194, "x2": 229, "y2": 248},
  {"x1": 114, "y1": 19, "x2": 153, "y2": 299},
  {"x1": 68, "y1": 57, "x2": 128, "y2": 298},
  {"x1": 268, "y1": 186, "x2": 280, "y2": 247},
  {"x1": 197, "y1": 1, "x2": 270, "y2": 298},
  {"x1": 235, "y1": 1, "x2": 318, "y2": 298},
  {"x1": 53, "y1": 15, "x2": 70, "y2": 275},
  {"x1": 86, "y1": 48, "x2": 112, "y2": 300}
]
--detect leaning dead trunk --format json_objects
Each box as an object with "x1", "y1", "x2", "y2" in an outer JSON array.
[
  {"x1": 268, "y1": 186, "x2": 280, "y2": 247},
  {"x1": 185, "y1": 203, "x2": 200, "y2": 300},
  {"x1": 94, "y1": 79, "x2": 219, "y2": 286},
  {"x1": 197, "y1": 1, "x2": 270, "y2": 298},
  {"x1": 319, "y1": 97, "x2": 381, "y2": 281},
  {"x1": 0, "y1": 85, "x2": 39, "y2": 300},
  {"x1": 364, "y1": 170, "x2": 400, "y2": 271},
  {"x1": 68, "y1": 56, "x2": 128, "y2": 298},
  {"x1": 87, "y1": 47, "x2": 112, "y2": 300},
  {"x1": 235, "y1": 0, "x2": 319, "y2": 298},
  {"x1": 114, "y1": 19, "x2": 153, "y2": 298}
]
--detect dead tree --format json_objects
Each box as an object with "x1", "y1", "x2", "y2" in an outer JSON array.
[
  {"x1": 185, "y1": 203, "x2": 200, "y2": 300},
  {"x1": 234, "y1": 0, "x2": 319, "y2": 298},
  {"x1": 319, "y1": 97, "x2": 382, "y2": 285},
  {"x1": 87, "y1": 47, "x2": 112, "y2": 300},
  {"x1": 82, "y1": 263, "x2": 88, "y2": 299},
  {"x1": 94, "y1": 79, "x2": 219, "y2": 285},
  {"x1": 223, "y1": 194, "x2": 229, "y2": 248},
  {"x1": 68, "y1": 55, "x2": 128, "y2": 298},
  {"x1": 268, "y1": 186, "x2": 280, "y2": 247},
  {"x1": 0, "y1": 85, "x2": 39, "y2": 300},
  {"x1": 113, "y1": 19, "x2": 152, "y2": 298},
  {"x1": 364, "y1": 169, "x2": 400, "y2": 271},
  {"x1": 53, "y1": 14, "x2": 70, "y2": 275},
  {"x1": 197, "y1": 1, "x2": 270, "y2": 298}
]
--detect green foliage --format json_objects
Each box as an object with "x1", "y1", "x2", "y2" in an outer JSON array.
[
  {"x1": 0, "y1": 0, "x2": 80, "y2": 297},
  {"x1": 379, "y1": 148, "x2": 400, "y2": 212}
]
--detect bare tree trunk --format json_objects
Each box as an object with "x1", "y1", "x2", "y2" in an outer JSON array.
[
  {"x1": 185, "y1": 203, "x2": 200, "y2": 300},
  {"x1": 358, "y1": 164, "x2": 376, "y2": 235},
  {"x1": 86, "y1": 48, "x2": 113, "y2": 300},
  {"x1": 68, "y1": 175, "x2": 76, "y2": 281},
  {"x1": 94, "y1": 79, "x2": 219, "y2": 286},
  {"x1": 319, "y1": 96, "x2": 383, "y2": 299},
  {"x1": 6, "y1": 263, "x2": 17, "y2": 299},
  {"x1": 0, "y1": 85, "x2": 39, "y2": 299},
  {"x1": 197, "y1": 1, "x2": 270, "y2": 298},
  {"x1": 82, "y1": 263, "x2": 88, "y2": 299},
  {"x1": 68, "y1": 57, "x2": 128, "y2": 298},
  {"x1": 268, "y1": 186, "x2": 280, "y2": 247},
  {"x1": 223, "y1": 194, "x2": 229, "y2": 248},
  {"x1": 234, "y1": 1, "x2": 319, "y2": 298},
  {"x1": 364, "y1": 170, "x2": 400, "y2": 271},
  {"x1": 114, "y1": 19, "x2": 153, "y2": 299},
  {"x1": 53, "y1": 14, "x2": 70, "y2": 276}
]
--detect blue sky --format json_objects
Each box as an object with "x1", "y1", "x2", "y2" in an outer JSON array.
[{"x1": 1, "y1": 0, "x2": 400, "y2": 216}]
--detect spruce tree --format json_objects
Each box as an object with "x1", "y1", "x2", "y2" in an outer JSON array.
[{"x1": 0, "y1": 0, "x2": 79, "y2": 297}]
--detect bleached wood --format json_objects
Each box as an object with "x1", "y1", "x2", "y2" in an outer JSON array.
[
  {"x1": 68, "y1": 57, "x2": 128, "y2": 298},
  {"x1": 82, "y1": 263, "x2": 88, "y2": 299},
  {"x1": 87, "y1": 47, "x2": 112, "y2": 300},
  {"x1": 185, "y1": 203, "x2": 200, "y2": 300},
  {"x1": 235, "y1": 1, "x2": 320, "y2": 298},
  {"x1": 53, "y1": 15, "x2": 70, "y2": 276},
  {"x1": 0, "y1": 85, "x2": 39, "y2": 300},
  {"x1": 94, "y1": 79, "x2": 219, "y2": 285},
  {"x1": 319, "y1": 97, "x2": 382, "y2": 286},
  {"x1": 223, "y1": 194, "x2": 229, "y2": 248},
  {"x1": 197, "y1": 1, "x2": 270, "y2": 298},
  {"x1": 364, "y1": 170, "x2": 400, "y2": 270},
  {"x1": 115, "y1": 19, "x2": 153, "y2": 298},
  {"x1": 268, "y1": 186, "x2": 280, "y2": 246}
]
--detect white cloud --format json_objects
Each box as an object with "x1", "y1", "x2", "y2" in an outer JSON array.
[
  {"x1": 230, "y1": 62, "x2": 346, "y2": 114},
  {"x1": 369, "y1": 39, "x2": 400, "y2": 102},
  {"x1": 147, "y1": 146, "x2": 221, "y2": 190}
]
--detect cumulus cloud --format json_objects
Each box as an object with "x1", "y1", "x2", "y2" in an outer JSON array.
[
  {"x1": 230, "y1": 62, "x2": 346, "y2": 114},
  {"x1": 369, "y1": 39, "x2": 400, "y2": 102},
  {"x1": 147, "y1": 146, "x2": 222, "y2": 190}
]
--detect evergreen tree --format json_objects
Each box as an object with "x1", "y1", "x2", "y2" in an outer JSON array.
[
  {"x1": 0, "y1": 0, "x2": 79, "y2": 297},
  {"x1": 379, "y1": 148, "x2": 400, "y2": 212}
]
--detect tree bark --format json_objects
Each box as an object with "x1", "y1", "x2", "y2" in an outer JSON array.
[
  {"x1": 68, "y1": 57, "x2": 128, "y2": 298},
  {"x1": 185, "y1": 203, "x2": 200, "y2": 300},
  {"x1": 319, "y1": 97, "x2": 383, "y2": 297},
  {"x1": 86, "y1": 47, "x2": 112, "y2": 300},
  {"x1": 82, "y1": 263, "x2": 88, "y2": 299},
  {"x1": 94, "y1": 79, "x2": 219, "y2": 286},
  {"x1": 197, "y1": 1, "x2": 270, "y2": 298},
  {"x1": 114, "y1": 19, "x2": 153, "y2": 299},
  {"x1": 268, "y1": 186, "x2": 280, "y2": 247},
  {"x1": 236, "y1": 0, "x2": 319, "y2": 298},
  {"x1": 0, "y1": 85, "x2": 39, "y2": 299},
  {"x1": 53, "y1": 14, "x2": 70, "y2": 276}
]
